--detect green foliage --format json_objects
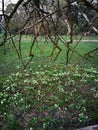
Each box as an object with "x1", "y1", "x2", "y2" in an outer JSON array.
[{"x1": 0, "y1": 64, "x2": 98, "y2": 129}]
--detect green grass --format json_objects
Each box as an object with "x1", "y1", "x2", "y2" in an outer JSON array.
[{"x1": 0, "y1": 35, "x2": 98, "y2": 78}]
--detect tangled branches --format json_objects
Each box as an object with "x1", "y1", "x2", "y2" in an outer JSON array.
[{"x1": 0, "y1": 0, "x2": 98, "y2": 68}]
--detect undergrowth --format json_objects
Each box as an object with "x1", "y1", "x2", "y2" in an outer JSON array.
[{"x1": 0, "y1": 64, "x2": 98, "y2": 130}]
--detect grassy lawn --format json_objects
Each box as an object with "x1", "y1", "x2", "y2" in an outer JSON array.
[
  {"x1": 0, "y1": 35, "x2": 98, "y2": 77},
  {"x1": 0, "y1": 35, "x2": 98, "y2": 86}
]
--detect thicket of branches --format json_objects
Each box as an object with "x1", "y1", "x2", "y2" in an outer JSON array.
[
  {"x1": 0, "y1": 1, "x2": 98, "y2": 129},
  {"x1": 0, "y1": 0, "x2": 98, "y2": 67}
]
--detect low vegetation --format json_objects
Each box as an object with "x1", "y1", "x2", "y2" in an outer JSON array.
[
  {"x1": 0, "y1": 35, "x2": 98, "y2": 129},
  {"x1": 0, "y1": 63, "x2": 98, "y2": 129}
]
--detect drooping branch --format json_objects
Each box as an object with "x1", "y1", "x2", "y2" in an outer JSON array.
[
  {"x1": 84, "y1": 47, "x2": 98, "y2": 58},
  {"x1": 77, "y1": 4, "x2": 98, "y2": 34},
  {"x1": 82, "y1": 0, "x2": 98, "y2": 12},
  {"x1": 0, "y1": 0, "x2": 98, "y2": 67},
  {"x1": 9, "y1": 0, "x2": 24, "y2": 20}
]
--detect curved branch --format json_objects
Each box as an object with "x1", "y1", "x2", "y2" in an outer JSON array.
[
  {"x1": 9, "y1": 0, "x2": 24, "y2": 20},
  {"x1": 82, "y1": 0, "x2": 98, "y2": 12}
]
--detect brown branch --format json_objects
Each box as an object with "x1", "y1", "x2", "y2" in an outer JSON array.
[
  {"x1": 69, "y1": 36, "x2": 83, "y2": 61},
  {"x1": 82, "y1": 0, "x2": 98, "y2": 12},
  {"x1": 59, "y1": 36, "x2": 83, "y2": 59},
  {"x1": 9, "y1": 0, "x2": 24, "y2": 20},
  {"x1": 83, "y1": 47, "x2": 98, "y2": 58},
  {"x1": 0, "y1": 3, "x2": 71, "y2": 47}
]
